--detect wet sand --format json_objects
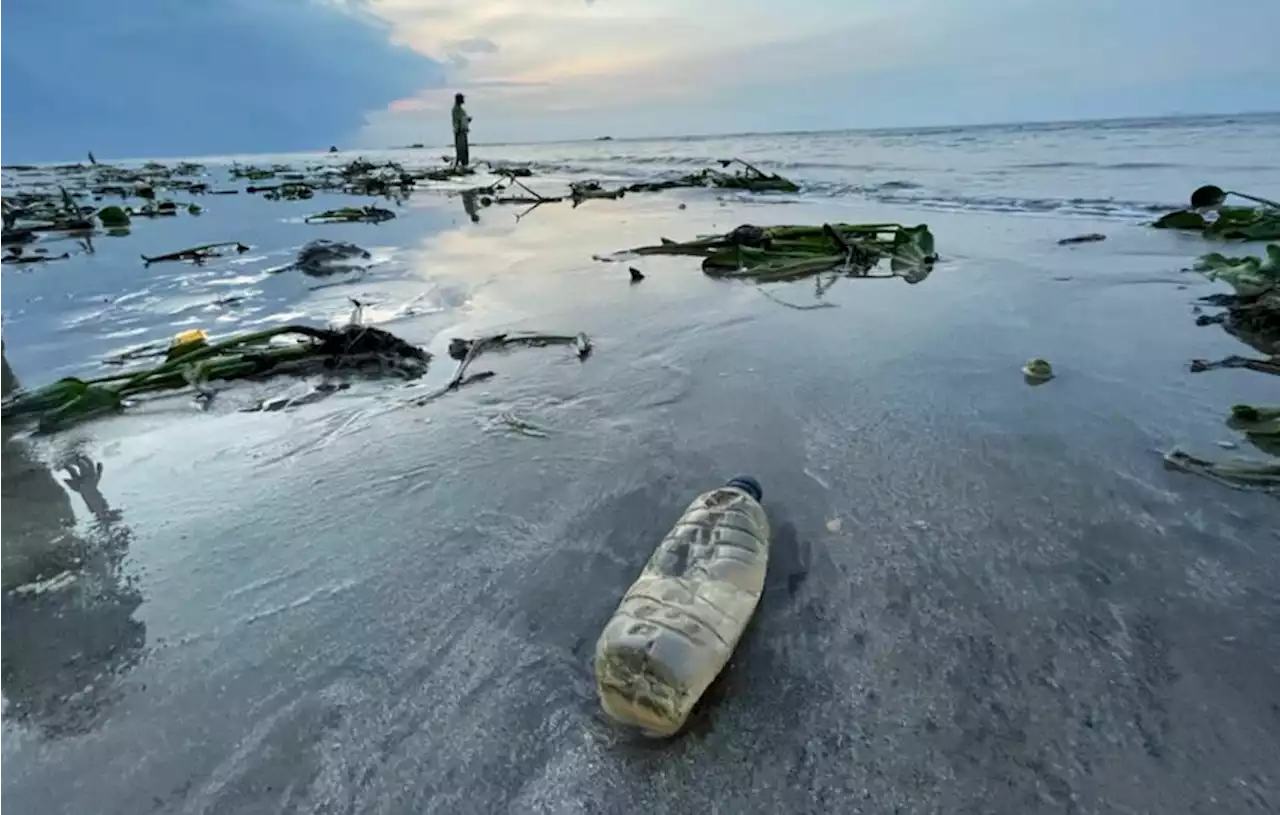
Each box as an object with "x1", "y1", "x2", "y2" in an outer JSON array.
[{"x1": 3, "y1": 187, "x2": 1279, "y2": 814}]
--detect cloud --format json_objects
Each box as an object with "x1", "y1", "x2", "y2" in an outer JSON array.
[
  {"x1": 7, "y1": 0, "x2": 1274, "y2": 158},
  {"x1": 449, "y1": 37, "x2": 500, "y2": 54},
  {"x1": 1, "y1": 0, "x2": 445, "y2": 161},
  {"x1": 442, "y1": 35, "x2": 500, "y2": 69},
  {"x1": 351, "y1": 0, "x2": 1280, "y2": 145}
]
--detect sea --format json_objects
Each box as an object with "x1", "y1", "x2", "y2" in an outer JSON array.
[
  {"x1": 476, "y1": 112, "x2": 1280, "y2": 220},
  {"x1": 3, "y1": 113, "x2": 1279, "y2": 815}
]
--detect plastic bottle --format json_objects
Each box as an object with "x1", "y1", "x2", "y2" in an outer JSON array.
[{"x1": 594, "y1": 475, "x2": 770, "y2": 737}]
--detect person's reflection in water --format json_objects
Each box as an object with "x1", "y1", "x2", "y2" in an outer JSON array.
[
  {"x1": 461, "y1": 189, "x2": 482, "y2": 223},
  {"x1": 2, "y1": 347, "x2": 145, "y2": 738}
]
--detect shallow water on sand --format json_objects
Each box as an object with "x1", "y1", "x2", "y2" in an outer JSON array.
[{"x1": 2, "y1": 139, "x2": 1278, "y2": 814}]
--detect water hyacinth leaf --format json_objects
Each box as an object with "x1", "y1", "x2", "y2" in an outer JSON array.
[
  {"x1": 1195, "y1": 245, "x2": 1280, "y2": 297},
  {"x1": 1231, "y1": 403, "x2": 1280, "y2": 427},
  {"x1": 1155, "y1": 186, "x2": 1280, "y2": 239},
  {"x1": 1163, "y1": 448, "x2": 1280, "y2": 493},
  {"x1": 1204, "y1": 208, "x2": 1280, "y2": 241},
  {"x1": 1153, "y1": 210, "x2": 1208, "y2": 230},
  {"x1": 889, "y1": 224, "x2": 937, "y2": 282},
  {"x1": 1190, "y1": 185, "x2": 1228, "y2": 209},
  {"x1": 1191, "y1": 185, "x2": 1280, "y2": 210},
  {"x1": 96, "y1": 205, "x2": 131, "y2": 228},
  {"x1": 1229, "y1": 404, "x2": 1280, "y2": 455}
]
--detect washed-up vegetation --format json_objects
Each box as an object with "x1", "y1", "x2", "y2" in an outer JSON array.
[
  {"x1": 304, "y1": 205, "x2": 396, "y2": 224},
  {"x1": 286, "y1": 240, "x2": 372, "y2": 276},
  {"x1": 1190, "y1": 244, "x2": 1280, "y2": 365},
  {"x1": 2, "y1": 311, "x2": 595, "y2": 432},
  {"x1": 2, "y1": 153, "x2": 798, "y2": 258},
  {"x1": 1154, "y1": 185, "x2": 1280, "y2": 493},
  {"x1": 1162, "y1": 448, "x2": 1280, "y2": 493},
  {"x1": 626, "y1": 159, "x2": 800, "y2": 194},
  {"x1": 0, "y1": 153, "x2": 616, "y2": 436},
  {"x1": 1153, "y1": 185, "x2": 1280, "y2": 240},
  {"x1": 452, "y1": 158, "x2": 801, "y2": 220},
  {"x1": 605, "y1": 222, "x2": 937, "y2": 284},
  {"x1": 1, "y1": 324, "x2": 430, "y2": 433},
  {"x1": 406, "y1": 331, "x2": 593, "y2": 407},
  {"x1": 3, "y1": 246, "x2": 71, "y2": 265},
  {"x1": 142, "y1": 241, "x2": 250, "y2": 266}
]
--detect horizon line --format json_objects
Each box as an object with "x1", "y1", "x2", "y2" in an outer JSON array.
[
  {"x1": 5, "y1": 109, "x2": 1277, "y2": 168},
  {"x1": 472, "y1": 108, "x2": 1280, "y2": 149}
]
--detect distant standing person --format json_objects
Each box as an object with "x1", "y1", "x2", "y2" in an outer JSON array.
[{"x1": 452, "y1": 93, "x2": 472, "y2": 168}]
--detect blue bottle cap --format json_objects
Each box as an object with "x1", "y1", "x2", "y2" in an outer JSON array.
[{"x1": 725, "y1": 475, "x2": 762, "y2": 502}]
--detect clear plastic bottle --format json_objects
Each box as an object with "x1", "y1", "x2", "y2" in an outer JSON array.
[{"x1": 594, "y1": 475, "x2": 770, "y2": 737}]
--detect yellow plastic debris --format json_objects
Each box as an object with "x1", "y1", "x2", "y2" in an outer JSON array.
[{"x1": 167, "y1": 329, "x2": 209, "y2": 361}]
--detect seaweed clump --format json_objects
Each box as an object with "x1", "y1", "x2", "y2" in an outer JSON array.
[
  {"x1": 1, "y1": 325, "x2": 430, "y2": 433},
  {"x1": 612, "y1": 222, "x2": 936, "y2": 283}
]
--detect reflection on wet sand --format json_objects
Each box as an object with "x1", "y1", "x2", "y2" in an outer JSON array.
[
  {"x1": 2, "y1": 345, "x2": 145, "y2": 738},
  {"x1": 461, "y1": 189, "x2": 482, "y2": 223}
]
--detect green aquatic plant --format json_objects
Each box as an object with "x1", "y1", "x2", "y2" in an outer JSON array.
[
  {"x1": 304, "y1": 206, "x2": 395, "y2": 224},
  {"x1": 1231, "y1": 403, "x2": 1280, "y2": 431},
  {"x1": 2, "y1": 246, "x2": 72, "y2": 265},
  {"x1": 1190, "y1": 185, "x2": 1280, "y2": 211},
  {"x1": 1153, "y1": 185, "x2": 1280, "y2": 240},
  {"x1": 404, "y1": 331, "x2": 592, "y2": 407},
  {"x1": 491, "y1": 159, "x2": 800, "y2": 209},
  {"x1": 1194, "y1": 244, "x2": 1280, "y2": 297},
  {"x1": 1163, "y1": 448, "x2": 1280, "y2": 494},
  {"x1": 612, "y1": 222, "x2": 937, "y2": 283},
  {"x1": 1022, "y1": 358, "x2": 1054, "y2": 382},
  {"x1": 96, "y1": 205, "x2": 131, "y2": 228},
  {"x1": 257, "y1": 183, "x2": 315, "y2": 201},
  {"x1": 1, "y1": 325, "x2": 431, "y2": 433},
  {"x1": 625, "y1": 159, "x2": 799, "y2": 194},
  {"x1": 142, "y1": 241, "x2": 250, "y2": 266}
]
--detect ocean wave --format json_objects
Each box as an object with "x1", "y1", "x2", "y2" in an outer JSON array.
[
  {"x1": 843, "y1": 190, "x2": 1171, "y2": 219},
  {"x1": 484, "y1": 155, "x2": 1187, "y2": 220},
  {"x1": 1010, "y1": 160, "x2": 1178, "y2": 170},
  {"x1": 492, "y1": 153, "x2": 919, "y2": 175}
]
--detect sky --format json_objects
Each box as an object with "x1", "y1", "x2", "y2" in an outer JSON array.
[{"x1": 3, "y1": 0, "x2": 1278, "y2": 161}]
